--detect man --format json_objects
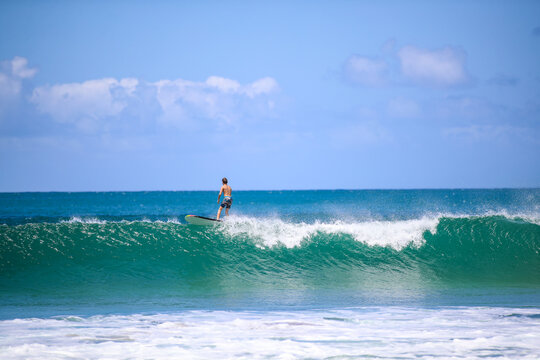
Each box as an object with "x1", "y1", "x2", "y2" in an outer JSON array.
[{"x1": 217, "y1": 177, "x2": 232, "y2": 220}]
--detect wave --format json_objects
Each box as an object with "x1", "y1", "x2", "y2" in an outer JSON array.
[{"x1": 1, "y1": 215, "x2": 539, "y2": 292}]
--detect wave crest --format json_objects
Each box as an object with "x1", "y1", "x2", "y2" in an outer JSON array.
[{"x1": 221, "y1": 216, "x2": 439, "y2": 250}]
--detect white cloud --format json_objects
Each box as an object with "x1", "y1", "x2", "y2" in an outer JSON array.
[
  {"x1": 242, "y1": 77, "x2": 279, "y2": 98},
  {"x1": 11, "y1": 57, "x2": 37, "y2": 79},
  {"x1": 206, "y1": 76, "x2": 241, "y2": 93},
  {"x1": 204, "y1": 76, "x2": 278, "y2": 97},
  {"x1": 154, "y1": 76, "x2": 277, "y2": 126},
  {"x1": 345, "y1": 56, "x2": 387, "y2": 86},
  {"x1": 345, "y1": 43, "x2": 470, "y2": 88},
  {"x1": 31, "y1": 78, "x2": 138, "y2": 128},
  {"x1": 398, "y1": 46, "x2": 469, "y2": 86},
  {"x1": 0, "y1": 56, "x2": 37, "y2": 99},
  {"x1": 31, "y1": 74, "x2": 278, "y2": 131}
]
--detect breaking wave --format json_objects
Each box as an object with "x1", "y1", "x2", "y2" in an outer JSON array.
[{"x1": 1, "y1": 214, "x2": 539, "y2": 294}]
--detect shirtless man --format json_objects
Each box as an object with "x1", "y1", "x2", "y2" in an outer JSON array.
[{"x1": 216, "y1": 177, "x2": 232, "y2": 220}]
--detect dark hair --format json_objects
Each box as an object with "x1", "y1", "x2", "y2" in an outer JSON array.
[{"x1": 222, "y1": 177, "x2": 228, "y2": 184}]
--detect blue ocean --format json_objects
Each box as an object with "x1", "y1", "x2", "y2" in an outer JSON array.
[{"x1": 1, "y1": 189, "x2": 539, "y2": 358}]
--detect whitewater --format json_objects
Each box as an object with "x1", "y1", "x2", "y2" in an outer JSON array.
[{"x1": 1, "y1": 189, "x2": 539, "y2": 359}]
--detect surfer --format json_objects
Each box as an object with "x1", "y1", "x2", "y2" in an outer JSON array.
[{"x1": 217, "y1": 177, "x2": 232, "y2": 220}]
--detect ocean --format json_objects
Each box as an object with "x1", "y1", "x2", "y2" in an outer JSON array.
[{"x1": 1, "y1": 189, "x2": 539, "y2": 359}]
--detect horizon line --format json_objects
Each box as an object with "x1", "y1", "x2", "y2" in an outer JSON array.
[{"x1": 1, "y1": 186, "x2": 539, "y2": 194}]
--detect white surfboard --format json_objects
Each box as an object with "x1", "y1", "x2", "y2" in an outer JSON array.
[{"x1": 185, "y1": 215, "x2": 222, "y2": 226}]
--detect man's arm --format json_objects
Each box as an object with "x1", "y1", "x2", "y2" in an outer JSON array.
[{"x1": 217, "y1": 186, "x2": 223, "y2": 203}]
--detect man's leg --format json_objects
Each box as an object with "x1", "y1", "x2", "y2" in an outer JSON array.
[
  {"x1": 225, "y1": 207, "x2": 229, "y2": 216},
  {"x1": 217, "y1": 206, "x2": 223, "y2": 220}
]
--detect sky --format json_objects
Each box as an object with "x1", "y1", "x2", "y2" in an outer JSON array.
[{"x1": 0, "y1": 0, "x2": 539, "y2": 191}]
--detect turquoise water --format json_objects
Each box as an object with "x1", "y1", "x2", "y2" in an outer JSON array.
[{"x1": 1, "y1": 189, "x2": 539, "y2": 358}]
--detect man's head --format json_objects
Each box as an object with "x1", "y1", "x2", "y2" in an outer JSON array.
[{"x1": 222, "y1": 177, "x2": 228, "y2": 184}]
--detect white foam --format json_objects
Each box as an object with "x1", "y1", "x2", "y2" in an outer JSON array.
[
  {"x1": 220, "y1": 209, "x2": 540, "y2": 250},
  {"x1": 1, "y1": 307, "x2": 539, "y2": 359},
  {"x1": 60, "y1": 217, "x2": 107, "y2": 224},
  {"x1": 221, "y1": 216, "x2": 440, "y2": 250},
  {"x1": 60, "y1": 217, "x2": 184, "y2": 225}
]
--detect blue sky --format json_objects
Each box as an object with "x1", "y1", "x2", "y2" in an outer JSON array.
[{"x1": 0, "y1": 0, "x2": 539, "y2": 191}]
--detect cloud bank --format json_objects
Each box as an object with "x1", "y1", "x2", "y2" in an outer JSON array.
[{"x1": 0, "y1": 56, "x2": 280, "y2": 134}]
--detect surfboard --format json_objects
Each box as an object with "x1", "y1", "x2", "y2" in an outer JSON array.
[{"x1": 185, "y1": 215, "x2": 222, "y2": 225}]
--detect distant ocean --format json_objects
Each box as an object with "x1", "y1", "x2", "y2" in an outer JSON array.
[{"x1": 1, "y1": 189, "x2": 539, "y2": 359}]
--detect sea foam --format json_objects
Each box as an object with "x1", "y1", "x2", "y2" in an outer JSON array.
[
  {"x1": 1, "y1": 307, "x2": 539, "y2": 359},
  {"x1": 221, "y1": 215, "x2": 440, "y2": 250}
]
